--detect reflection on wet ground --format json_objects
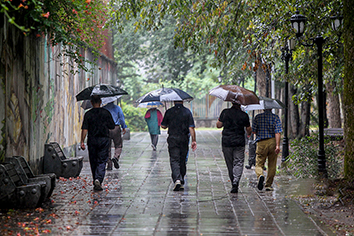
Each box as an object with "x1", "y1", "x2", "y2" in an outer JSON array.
[{"x1": 0, "y1": 130, "x2": 334, "y2": 235}]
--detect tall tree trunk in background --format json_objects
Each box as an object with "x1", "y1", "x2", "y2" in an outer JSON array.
[
  {"x1": 343, "y1": 0, "x2": 354, "y2": 180},
  {"x1": 299, "y1": 100, "x2": 311, "y2": 137},
  {"x1": 340, "y1": 92, "x2": 344, "y2": 127},
  {"x1": 326, "y1": 82, "x2": 342, "y2": 128},
  {"x1": 256, "y1": 64, "x2": 267, "y2": 97},
  {"x1": 289, "y1": 85, "x2": 299, "y2": 138},
  {"x1": 323, "y1": 91, "x2": 329, "y2": 128},
  {"x1": 275, "y1": 84, "x2": 283, "y2": 118}
]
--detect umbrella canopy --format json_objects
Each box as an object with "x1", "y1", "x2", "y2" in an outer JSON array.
[
  {"x1": 80, "y1": 95, "x2": 122, "y2": 110},
  {"x1": 242, "y1": 97, "x2": 285, "y2": 111},
  {"x1": 209, "y1": 85, "x2": 259, "y2": 105},
  {"x1": 76, "y1": 84, "x2": 128, "y2": 101},
  {"x1": 136, "y1": 88, "x2": 193, "y2": 103},
  {"x1": 137, "y1": 101, "x2": 164, "y2": 108}
]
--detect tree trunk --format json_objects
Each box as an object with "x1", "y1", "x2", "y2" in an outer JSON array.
[
  {"x1": 289, "y1": 85, "x2": 299, "y2": 139},
  {"x1": 256, "y1": 64, "x2": 267, "y2": 97},
  {"x1": 274, "y1": 82, "x2": 282, "y2": 118},
  {"x1": 343, "y1": 0, "x2": 354, "y2": 180},
  {"x1": 299, "y1": 100, "x2": 311, "y2": 137},
  {"x1": 326, "y1": 82, "x2": 342, "y2": 128}
]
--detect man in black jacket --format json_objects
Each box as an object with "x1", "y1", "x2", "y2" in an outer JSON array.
[
  {"x1": 80, "y1": 95, "x2": 115, "y2": 191},
  {"x1": 161, "y1": 101, "x2": 197, "y2": 191},
  {"x1": 217, "y1": 101, "x2": 252, "y2": 193}
]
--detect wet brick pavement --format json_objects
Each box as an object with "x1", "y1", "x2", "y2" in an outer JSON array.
[{"x1": 0, "y1": 130, "x2": 335, "y2": 235}]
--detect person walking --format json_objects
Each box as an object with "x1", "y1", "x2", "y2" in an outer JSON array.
[
  {"x1": 161, "y1": 101, "x2": 197, "y2": 191},
  {"x1": 144, "y1": 108, "x2": 163, "y2": 151},
  {"x1": 216, "y1": 101, "x2": 252, "y2": 193},
  {"x1": 80, "y1": 95, "x2": 115, "y2": 191},
  {"x1": 252, "y1": 109, "x2": 282, "y2": 191},
  {"x1": 103, "y1": 101, "x2": 127, "y2": 170}
]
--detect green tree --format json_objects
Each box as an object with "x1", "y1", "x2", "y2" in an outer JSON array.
[
  {"x1": 111, "y1": 0, "x2": 352, "y2": 180},
  {"x1": 343, "y1": 0, "x2": 354, "y2": 179},
  {"x1": 1, "y1": 0, "x2": 110, "y2": 71},
  {"x1": 113, "y1": 14, "x2": 256, "y2": 104}
]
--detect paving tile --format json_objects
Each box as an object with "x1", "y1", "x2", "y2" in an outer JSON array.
[{"x1": 0, "y1": 131, "x2": 335, "y2": 236}]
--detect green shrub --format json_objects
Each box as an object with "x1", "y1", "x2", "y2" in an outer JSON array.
[
  {"x1": 122, "y1": 102, "x2": 147, "y2": 132},
  {"x1": 287, "y1": 133, "x2": 343, "y2": 179}
]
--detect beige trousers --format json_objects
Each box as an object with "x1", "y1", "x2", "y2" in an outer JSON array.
[{"x1": 255, "y1": 138, "x2": 278, "y2": 188}]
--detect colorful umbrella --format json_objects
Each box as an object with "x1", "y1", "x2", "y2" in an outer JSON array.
[{"x1": 209, "y1": 85, "x2": 259, "y2": 105}]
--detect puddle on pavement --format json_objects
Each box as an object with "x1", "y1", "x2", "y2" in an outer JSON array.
[{"x1": 277, "y1": 176, "x2": 316, "y2": 196}]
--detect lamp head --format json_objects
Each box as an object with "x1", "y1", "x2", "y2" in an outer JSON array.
[
  {"x1": 290, "y1": 10, "x2": 307, "y2": 38},
  {"x1": 287, "y1": 38, "x2": 296, "y2": 50},
  {"x1": 330, "y1": 15, "x2": 343, "y2": 31}
]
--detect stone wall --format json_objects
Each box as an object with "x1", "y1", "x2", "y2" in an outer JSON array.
[{"x1": 0, "y1": 18, "x2": 117, "y2": 173}]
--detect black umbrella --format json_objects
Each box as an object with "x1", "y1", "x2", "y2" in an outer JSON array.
[
  {"x1": 80, "y1": 95, "x2": 122, "y2": 110},
  {"x1": 136, "y1": 88, "x2": 193, "y2": 103},
  {"x1": 76, "y1": 84, "x2": 128, "y2": 101}
]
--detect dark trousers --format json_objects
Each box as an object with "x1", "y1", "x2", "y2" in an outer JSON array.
[
  {"x1": 88, "y1": 136, "x2": 110, "y2": 184},
  {"x1": 248, "y1": 140, "x2": 257, "y2": 166},
  {"x1": 167, "y1": 135, "x2": 189, "y2": 184},
  {"x1": 150, "y1": 134, "x2": 159, "y2": 147},
  {"x1": 109, "y1": 126, "x2": 123, "y2": 160},
  {"x1": 222, "y1": 146, "x2": 245, "y2": 185}
]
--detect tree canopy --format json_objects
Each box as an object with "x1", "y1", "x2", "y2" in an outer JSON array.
[
  {"x1": 3, "y1": 0, "x2": 352, "y2": 178},
  {"x1": 1, "y1": 0, "x2": 110, "y2": 71}
]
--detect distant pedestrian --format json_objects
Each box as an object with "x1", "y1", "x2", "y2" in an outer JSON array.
[
  {"x1": 161, "y1": 101, "x2": 197, "y2": 191},
  {"x1": 252, "y1": 109, "x2": 282, "y2": 191},
  {"x1": 144, "y1": 108, "x2": 163, "y2": 151},
  {"x1": 216, "y1": 101, "x2": 252, "y2": 193},
  {"x1": 103, "y1": 101, "x2": 127, "y2": 170},
  {"x1": 80, "y1": 95, "x2": 115, "y2": 191}
]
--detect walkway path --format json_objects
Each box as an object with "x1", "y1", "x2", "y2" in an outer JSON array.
[{"x1": 0, "y1": 130, "x2": 334, "y2": 235}]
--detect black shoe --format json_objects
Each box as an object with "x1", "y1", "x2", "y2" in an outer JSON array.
[
  {"x1": 173, "y1": 180, "x2": 181, "y2": 191},
  {"x1": 245, "y1": 165, "x2": 252, "y2": 169},
  {"x1": 257, "y1": 175, "x2": 264, "y2": 190},
  {"x1": 107, "y1": 158, "x2": 113, "y2": 170},
  {"x1": 112, "y1": 158, "x2": 119, "y2": 169},
  {"x1": 230, "y1": 184, "x2": 238, "y2": 193},
  {"x1": 263, "y1": 166, "x2": 267, "y2": 171}
]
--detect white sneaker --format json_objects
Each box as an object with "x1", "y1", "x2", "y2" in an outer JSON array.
[
  {"x1": 94, "y1": 179, "x2": 103, "y2": 191},
  {"x1": 173, "y1": 180, "x2": 181, "y2": 191}
]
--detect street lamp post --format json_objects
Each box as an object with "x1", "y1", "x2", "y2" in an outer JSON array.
[
  {"x1": 281, "y1": 39, "x2": 295, "y2": 163},
  {"x1": 290, "y1": 11, "x2": 342, "y2": 177},
  {"x1": 252, "y1": 62, "x2": 257, "y2": 121}
]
